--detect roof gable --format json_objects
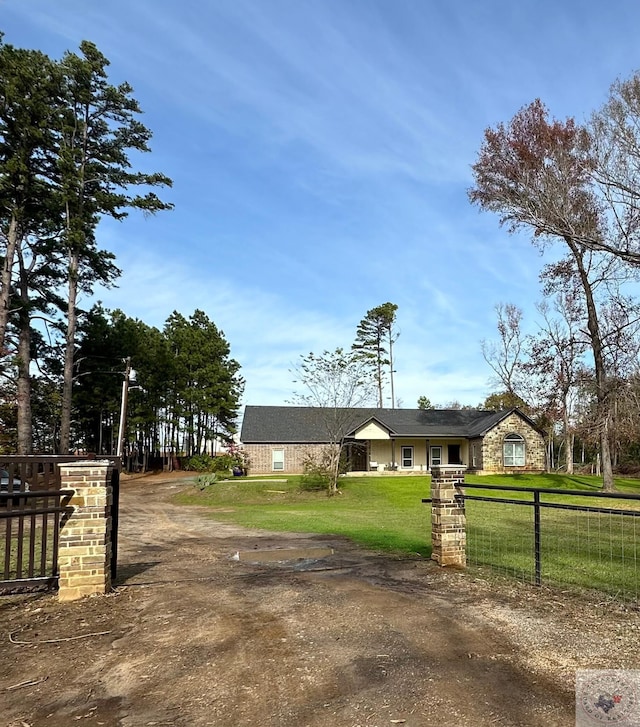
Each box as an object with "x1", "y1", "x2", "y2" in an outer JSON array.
[
  {"x1": 352, "y1": 417, "x2": 392, "y2": 440},
  {"x1": 467, "y1": 407, "x2": 544, "y2": 437}
]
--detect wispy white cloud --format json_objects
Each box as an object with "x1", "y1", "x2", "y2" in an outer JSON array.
[
  {"x1": 94, "y1": 0, "x2": 476, "y2": 186},
  {"x1": 6, "y1": 0, "x2": 640, "y2": 413}
]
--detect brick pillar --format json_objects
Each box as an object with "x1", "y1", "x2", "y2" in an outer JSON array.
[
  {"x1": 58, "y1": 461, "x2": 113, "y2": 602},
  {"x1": 430, "y1": 466, "x2": 466, "y2": 568}
]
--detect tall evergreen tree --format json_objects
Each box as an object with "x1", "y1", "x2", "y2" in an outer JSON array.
[
  {"x1": 164, "y1": 310, "x2": 243, "y2": 457},
  {"x1": 55, "y1": 41, "x2": 172, "y2": 453},
  {"x1": 0, "y1": 37, "x2": 60, "y2": 354},
  {"x1": 352, "y1": 302, "x2": 398, "y2": 408},
  {"x1": 0, "y1": 37, "x2": 173, "y2": 454},
  {"x1": 0, "y1": 39, "x2": 63, "y2": 452}
]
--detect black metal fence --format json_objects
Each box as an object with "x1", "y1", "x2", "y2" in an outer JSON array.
[
  {"x1": 0, "y1": 456, "x2": 120, "y2": 593},
  {"x1": 462, "y1": 483, "x2": 640, "y2": 605}
]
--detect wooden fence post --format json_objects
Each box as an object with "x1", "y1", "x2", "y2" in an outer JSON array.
[{"x1": 430, "y1": 466, "x2": 466, "y2": 567}]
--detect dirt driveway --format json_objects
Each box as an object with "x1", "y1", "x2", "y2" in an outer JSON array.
[{"x1": 2, "y1": 473, "x2": 639, "y2": 727}]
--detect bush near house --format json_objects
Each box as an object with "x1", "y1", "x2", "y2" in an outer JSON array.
[{"x1": 184, "y1": 453, "x2": 235, "y2": 473}]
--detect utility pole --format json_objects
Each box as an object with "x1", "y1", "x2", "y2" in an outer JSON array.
[
  {"x1": 116, "y1": 357, "x2": 132, "y2": 459},
  {"x1": 389, "y1": 336, "x2": 395, "y2": 410}
]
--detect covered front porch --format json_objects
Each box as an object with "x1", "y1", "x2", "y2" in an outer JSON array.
[{"x1": 345, "y1": 436, "x2": 470, "y2": 473}]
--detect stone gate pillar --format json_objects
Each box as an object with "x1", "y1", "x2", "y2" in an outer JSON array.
[
  {"x1": 430, "y1": 466, "x2": 466, "y2": 567},
  {"x1": 58, "y1": 460, "x2": 113, "y2": 602}
]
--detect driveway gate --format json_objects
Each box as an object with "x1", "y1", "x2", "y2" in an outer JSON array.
[{"x1": 0, "y1": 456, "x2": 120, "y2": 593}]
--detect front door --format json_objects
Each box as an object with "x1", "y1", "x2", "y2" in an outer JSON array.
[
  {"x1": 345, "y1": 441, "x2": 368, "y2": 471},
  {"x1": 448, "y1": 444, "x2": 461, "y2": 465}
]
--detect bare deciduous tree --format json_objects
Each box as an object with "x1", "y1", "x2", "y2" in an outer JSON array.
[
  {"x1": 470, "y1": 100, "x2": 617, "y2": 490},
  {"x1": 481, "y1": 303, "x2": 527, "y2": 400},
  {"x1": 290, "y1": 348, "x2": 375, "y2": 495}
]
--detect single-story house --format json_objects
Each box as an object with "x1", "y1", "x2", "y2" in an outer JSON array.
[{"x1": 240, "y1": 406, "x2": 545, "y2": 475}]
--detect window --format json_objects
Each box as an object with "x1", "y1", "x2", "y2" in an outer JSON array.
[
  {"x1": 472, "y1": 444, "x2": 477, "y2": 468},
  {"x1": 503, "y1": 434, "x2": 525, "y2": 467},
  {"x1": 272, "y1": 449, "x2": 285, "y2": 471},
  {"x1": 430, "y1": 446, "x2": 442, "y2": 467},
  {"x1": 401, "y1": 446, "x2": 414, "y2": 468}
]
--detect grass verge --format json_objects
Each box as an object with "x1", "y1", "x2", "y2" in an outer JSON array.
[{"x1": 465, "y1": 473, "x2": 640, "y2": 600}]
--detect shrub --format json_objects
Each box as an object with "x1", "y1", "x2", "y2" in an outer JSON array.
[
  {"x1": 195, "y1": 473, "x2": 218, "y2": 490},
  {"x1": 211, "y1": 454, "x2": 235, "y2": 472},
  {"x1": 299, "y1": 470, "x2": 331, "y2": 491},
  {"x1": 184, "y1": 453, "x2": 235, "y2": 473},
  {"x1": 184, "y1": 454, "x2": 216, "y2": 472},
  {"x1": 227, "y1": 443, "x2": 251, "y2": 471},
  {"x1": 299, "y1": 449, "x2": 335, "y2": 492}
]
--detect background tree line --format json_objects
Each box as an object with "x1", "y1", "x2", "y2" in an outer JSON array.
[
  {"x1": 0, "y1": 35, "x2": 243, "y2": 458},
  {"x1": 1, "y1": 303, "x2": 243, "y2": 463},
  {"x1": 479, "y1": 298, "x2": 640, "y2": 482},
  {"x1": 75, "y1": 306, "x2": 243, "y2": 465}
]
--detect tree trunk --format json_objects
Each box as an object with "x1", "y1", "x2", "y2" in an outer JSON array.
[
  {"x1": 566, "y1": 431, "x2": 575, "y2": 474},
  {"x1": 0, "y1": 214, "x2": 20, "y2": 354},
  {"x1": 565, "y1": 237, "x2": 614, "y2": 491},
  {"x1": 16, "y1": 311, "x2": 32, "y2": 454},
  {"x1": 328, "y1": 442, "x2": 342, "y2": 496},
  {"x1": 389, "y1": 330, "x2": 395, "y2": 410},
  {"x1": 15, "y1": 245, "x2": 33, "y2": 454},
  {"x1": 59, "y1": 249, "x2": 79, "y2": 454},
  {"x1": 564, "y1": 406, "x2": 574, "y2": 474},
  {"x1": 601, "y1": 415, "x2": 615, "y2": 491}
]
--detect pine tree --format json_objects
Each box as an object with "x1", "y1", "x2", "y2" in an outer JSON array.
[
  {"x1": 352, "y1": 302, "x2": 398, "y2": 408},
  {"x1": 55, "y1": 41, "x2": 173, "y2": 452}
]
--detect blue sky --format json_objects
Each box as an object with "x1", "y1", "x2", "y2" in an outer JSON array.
[{"x1": 4, "y1": 1, "x2": 640, "y2": 409}]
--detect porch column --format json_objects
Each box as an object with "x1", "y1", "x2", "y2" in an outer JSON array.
[
  {"x1": 58, "y1": 460, "x2": 113, "y2": 602},
  {"x1": 430, "y1": 466, "x2": 466, "y2": 567}
]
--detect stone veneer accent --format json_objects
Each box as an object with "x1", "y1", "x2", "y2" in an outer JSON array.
[
  {"x1": 480, "y1": 412, "x2": 545, "y2": 473},
  {"x1": 430, "y1": 466, "x2": 466, "y2": 568},
  {"x1": 58, "y1": 461, "x2": 113, "y2": 602},
  {"x1": 243, "y1": 443, "x2": 330, "y2": 474},
  {"x1": 469, "y1": 437, "x2": 484, "y2": 471}
]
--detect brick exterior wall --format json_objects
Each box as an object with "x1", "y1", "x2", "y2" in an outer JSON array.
[
  {"x1": 58, "y1": 461, "x2": 113, "y2": 602},
  {"x1": 245, "y1": 412, "x2": 545, "y2": 476},
  {"x1": 244, "y1": 443, "x2": 330, "y2": 474},
  {"x1": 480, "y1": 412, "x2": 545, "y2": 473}
]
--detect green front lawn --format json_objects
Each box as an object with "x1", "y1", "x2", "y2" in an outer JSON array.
[
  {"x1": 175, "y1": 471, "x2": 640, "y2": 547},
  {"x1": 174, "y1": 472, "x2": 640, "y2": 599},
  {"x1": 174, "y1": 474, "x2": 434, "y2": 556}
]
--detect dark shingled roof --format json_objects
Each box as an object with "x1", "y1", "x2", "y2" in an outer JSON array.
[{"x1": 240, "y1": 406, "x2": 533, "y2": 443}]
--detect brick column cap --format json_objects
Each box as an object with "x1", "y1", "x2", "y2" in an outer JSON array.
[{"x1": 60, "y1": 459, "x2": 112, "y2": 467}]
